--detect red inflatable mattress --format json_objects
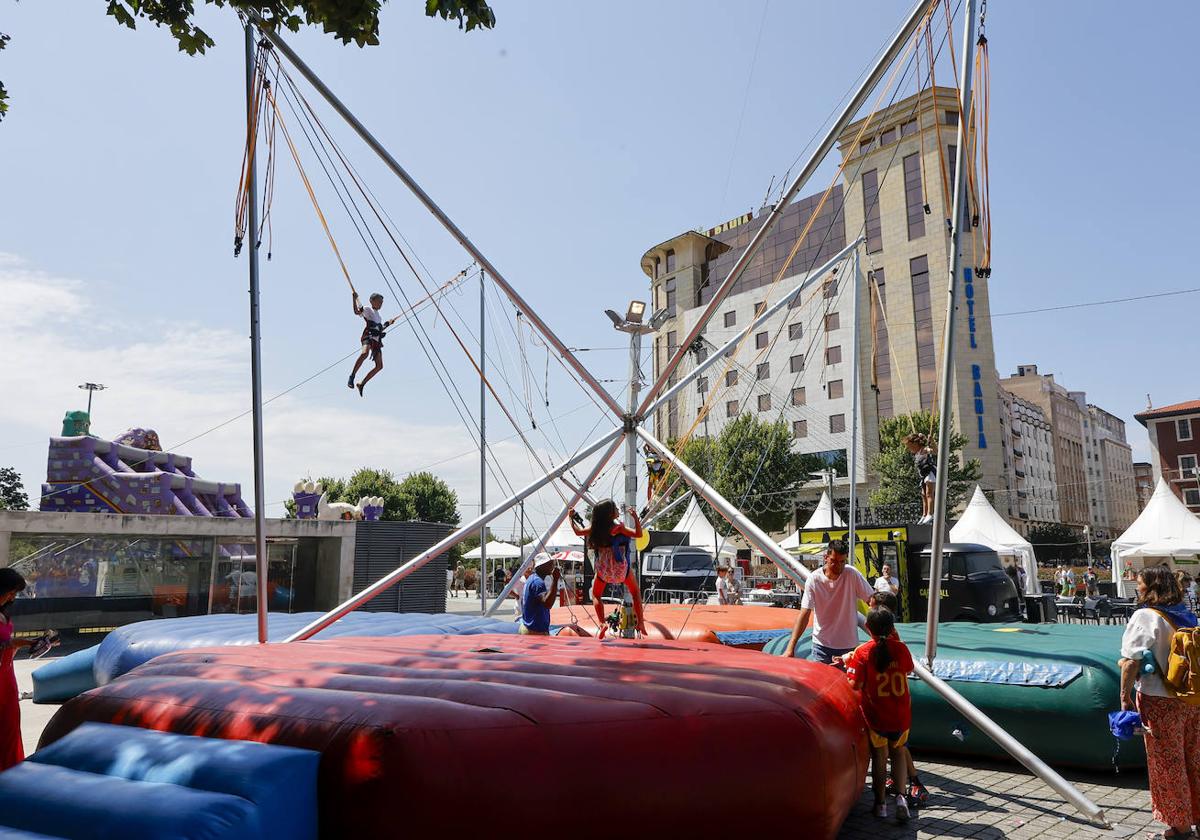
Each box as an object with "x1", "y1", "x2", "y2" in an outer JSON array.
[
  {"x1": 553, "y1": 603, "x2": 796, "y2": 648},
  {"x1": 41, "y1": 634, "x2": 866, "y2": 839}
]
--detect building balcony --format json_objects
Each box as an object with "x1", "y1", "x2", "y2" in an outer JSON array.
[
  {"x1": 1012, "y1": 447, "x2": 1024, "y2": 458},
  {"x1": 1016, "y1": 490, "x2": 1028, "y2": 499},
  {"x1": 1014, "y1": 468, "x2": 1025, "y2": 477},
  {"x1": 1011, "y1": 428, "x2": 1022, "y2": 437}
]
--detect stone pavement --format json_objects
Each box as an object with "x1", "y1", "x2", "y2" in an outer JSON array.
[{"x1": 838, "y1": 755, "x2": 1155, "y2": 839}]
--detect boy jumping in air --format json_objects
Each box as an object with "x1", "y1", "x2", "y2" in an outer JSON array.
[{"x1": 348, "y1": 291, "x2": 396, "y2": 396}]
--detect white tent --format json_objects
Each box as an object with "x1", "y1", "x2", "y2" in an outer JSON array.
[
  {"x1": 675, "y1": 496, "x2": 737, "y2": 559},
  {"x1": 802, "y1": 491, "x2": 845, "y2": 530},
  {"x1": 949, "y1": 485, "x2": 1039, "y2": 595},
  {"x1": 1111, "y1": 479, "x2": 1200, "y2": 592},
  {"x1": 778, "y1": 492, "x2": 844, "y2": 549},
  {"x1": 463, "y1": 540, "x2": 522, "y2": 560},
  {"x1": 521, "y1": 519, "x2": 584, "y2": 558}
]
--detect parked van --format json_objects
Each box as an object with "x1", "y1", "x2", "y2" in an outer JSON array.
[{"x1": 640, "y1": 545, "x2": 716, "y2": 594}]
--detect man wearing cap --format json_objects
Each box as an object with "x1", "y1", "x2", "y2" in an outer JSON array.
[{"x1": 520, "y1": 554, "x2": 562, "y2": 636}]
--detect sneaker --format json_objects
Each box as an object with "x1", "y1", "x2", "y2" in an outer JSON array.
[
  {"x1": 347, "y1": 374, "x2": 355, "y2": 389},
  {"x1": 909, "y1": 781, "x2": 929, "y2": 807},
  {"x1": 356, "y1": 382, "x2": 365, "y2": 397},
  {"x1": 873, "y1": 802, "x2": 889, "y2": 820},
  {"x1": 895, "y1": 795, "x2": 910, "y2": 823}
]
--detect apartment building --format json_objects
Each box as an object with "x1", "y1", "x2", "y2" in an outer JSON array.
[
  {"x1": 1135, "y1": 399, "x2": 1200, "y2": 513},
  {"x1": 997, "y1": 386, "x2": 1059, "y2": 534},
  {"x1": 1081, "y1": 403, "x2": 1139, "y2": 537},
  {"x1": 1133, "y1": 461, "x2": 1154, "y2": 513},
  {"x1": 641, "y1": 86, "x2": 1004, "y2": 505}
]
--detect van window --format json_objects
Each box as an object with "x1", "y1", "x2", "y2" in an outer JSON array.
[
  {"x1": 645, "y1": 553, "x2": 665, "y2": 573},
  {"x1": 670, "y1": 552, "x2": 713, "y2": 573},
  {"x1": 962, "y1": 552, "x2": 1003, "y2": 577}
]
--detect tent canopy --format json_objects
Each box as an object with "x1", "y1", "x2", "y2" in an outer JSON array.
[
  {"x1": 1111, "y1": 479, "x2": 1200, "y2": 582},
  {"x1": 779, "y1": 492, "x2": 843, "y2": 549},
  {"x1": 949, "y1": 485, "x2": 1039, "y2": 595},
  {"x1": 675, "y1": 496, "x2": 737, "y2": 558},
  {"x1": 463, "y1": 540, "x2": 521, "y2": 560}
]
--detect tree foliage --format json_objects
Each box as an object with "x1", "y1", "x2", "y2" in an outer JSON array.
[
  {"x1": 1027, "y1": 523, "x2": 1086, "y2": 564},
  {"x1": 657, "y1": 414, "x2": 814, "y2": 536},
  {"x1": 868, "y1": 411, "x2": 981, "y2": 513},
  {"x1": 0, "y1": 2, "x2": 495, "y2": 123},
  {"x1": 0, "y1": 467, "x2": 28, "y2": 511}
]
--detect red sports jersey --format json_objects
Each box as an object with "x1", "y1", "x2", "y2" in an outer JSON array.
[{"x1": 845, "y1": 637, "x2": 914, "y2": 734}]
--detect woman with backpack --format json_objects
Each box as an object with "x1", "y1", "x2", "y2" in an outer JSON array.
[{"x1": 1119, "y1": 565, "x2": 1199, "y2": 839}]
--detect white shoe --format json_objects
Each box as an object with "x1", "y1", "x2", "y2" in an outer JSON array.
[
  {"x1": 873, "y1": 802, "x2": 889, "y2": 819},
  {"x1": 895, "y1": 795, "x2": 910, "y2": 823}
]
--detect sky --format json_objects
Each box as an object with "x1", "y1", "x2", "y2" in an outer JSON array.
[{"x1": 1, "y1": 1, "x2": 1197, "y2": 536}]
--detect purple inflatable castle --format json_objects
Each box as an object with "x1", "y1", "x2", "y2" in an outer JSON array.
[{"x1": 40, "y1": 416, "x2": 251, "y2": 517}]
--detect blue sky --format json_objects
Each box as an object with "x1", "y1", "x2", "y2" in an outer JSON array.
[{"x1": 1, "y1": 1, "x2": 1195, "y2": 532}]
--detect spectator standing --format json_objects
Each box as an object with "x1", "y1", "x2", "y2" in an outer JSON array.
[
  {"x1": 0, "y1": 569, "x2": 33, "y2": 771},
  {"x1": 1084, "y1": 566, "x2": 1100, "y2": 597},
  {"x1": 520, "y1": 555, "x2": 561, "y2": 636},
  {"x1": 782, "y1": 540, "x2": 874, "y2": 665},
  {"x1": 874, "y1": 563, "x2": 900, "y2": 596},
  {"x1": 715, "y1": 567, "x2": 731, "y2": 606},
  {"x1": 1118, "y1": 565, "x2": 1200, "y2": 839}
]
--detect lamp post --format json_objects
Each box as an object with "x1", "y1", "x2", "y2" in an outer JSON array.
[{"x1": 77, "y1": 383, "x2": 106, "y2": 418}]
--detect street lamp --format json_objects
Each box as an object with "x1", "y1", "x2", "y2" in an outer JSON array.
[{"x1": 77, "y1": 383, "x2": 106, "y2": 417}]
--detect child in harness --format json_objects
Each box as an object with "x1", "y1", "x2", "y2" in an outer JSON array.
[
  {"x1": 570, "y1": 500, "x2": 646, "y2": 638},
  {"x1": 348, "y1": 291, "x2": 398, "y2": 396},
  {"x1": 903, "y1": 432, "x2": 937, "y2": 525}
]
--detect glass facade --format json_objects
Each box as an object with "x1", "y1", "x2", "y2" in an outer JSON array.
[{"x1": 7, "y1": 533, "x2": 315, "y2": 631}]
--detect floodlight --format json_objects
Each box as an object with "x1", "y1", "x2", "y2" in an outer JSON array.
[
  {"x1": 625, "y1": 300, "x2": 646, "y2": 323},
  {"x1": 648, "y1": 308, "x2": 670, "y2": 330},
  {"x1": 604, "y1": 309, "x2": 624, "y2": 328}
]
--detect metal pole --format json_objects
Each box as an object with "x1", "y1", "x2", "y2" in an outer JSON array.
[
  {"x1": 485, "y1": 434, "x2": 626, "y2": 616},
  {"x1": 644, "y1": 489, "x2": 693, "y2": 530},
  {"x1": 639, "y1": 427, "x2": 1109, "y2": 828},
  {"x1": 283, "y1": 426, "x2": 623, "y2": 641},
  {"x1": 847, "y1": 249, "x2": 862, "y2": 551},
  {"x1": 638, "y1": 0, "x2": 934, "y2": 414},
  {"x1": 644, "y1": 238, "x2": 863, "y2": 417},
  {"x1": 86, "y1": 390, "x2": 93, "y2": 416},
  {"x1": 247, "y1": 15, "x2": 624, "y2": 420},
  {"x1": 244, "y1": 24, "x2": 270, "y2": 645},
  {"x1": 479, "y1": 269, "x2": 487, "y2": 615},
  {"x1": 625, "y1": 327, "x2": 643, "y2": 543},
  {"x1": 827, "y1": 469, "x2": 836, "y2": 528},
  {"x1": 925, "y1": 0, "x2": 977, "y2": 666}
]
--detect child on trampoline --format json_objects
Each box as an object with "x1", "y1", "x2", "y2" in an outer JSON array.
[
  {"x1": 844, "y1": 606, "x2": 916, "y2": 824},
  {"x1": 348, "y1": 291, "x2": 397, "y2": 396},
  {"x1": 903, "y1": 432, "x2": 936, "y2": 525},
  {"x1": 570, "y1": 500, "x2": 646, "y2": 638}
]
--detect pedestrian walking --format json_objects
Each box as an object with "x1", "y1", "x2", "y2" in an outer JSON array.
[{"x1": 782, "y1": 540, "x2": 874, "y2": 665}]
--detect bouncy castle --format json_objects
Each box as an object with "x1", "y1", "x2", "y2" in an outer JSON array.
[{"x1": 39, "y1": 411, "x2": 251, "y2": 518}]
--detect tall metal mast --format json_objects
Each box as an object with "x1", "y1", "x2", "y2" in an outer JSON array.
[
  {"x1": 924, "y1": 0, "x2": 978, "y2": 665},
  {"x1": 479, "y1": 268, "x2": 488, "y2": 614},
  {"x1": 244, "y1": 24, "x2": 270, "y2": 645}
]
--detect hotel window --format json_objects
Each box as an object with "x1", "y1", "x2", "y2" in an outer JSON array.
[
  {"x1": 665, "y1": 249, "x2": 676, "y2": 273},
  {"x1": 823, "y1": 276, "x2": 839, "y2": 299},
  {"x1": 726, "y1": 401, "x2": 740, "y2": 418},
  {"x1": 756, "y1": 362, "x2": 770, "y2": 380},
  {"x1": 723, "y1": 311, "x2": 736, "y2": 328},
  {"x1": 828, "y1": 379, "x2": 844, "y2": 399},
  {"x1": 910, "y1": 255, "x2": 936, "y2": 409},
  {"x1": 792, "y1": 387, "x2": 806, "y2": 406},
  {"x1": 653, "y1": 257, "x2": 661, "y2": 279},
  {"x1": 726, "y1": 370, "x2": 738, "y2": 387},
  {"x1": 666, "y1": 330, "x2": 678, "y2": 357},
  {"x1": 825, "y1": 312, "x2": 840, "y2": 332},
  {"x1": 758, "y1": 394, "x2": 771, "y2": 412},
  {"x1": 880, "y1": 127, "x2": 896, "y2": 146},
  {"x1": 667, "y1": 397, "x2": 679, "y2": 439},
  {"x1": 944, "y1": 109, "x2": 959, "y2": 127},
  {"x1": 754, "y1": 301, "x2": 766, "y2": 316},
  {"x1": 790, "y1": 354, "x2": 804, "y2": 374},
  {"x1": 1178, "y1": 418, "x2": 1193, "y2": 441},
  {"x1": 665, "y1": 278, "x2": 676, "y2": 315},
  {"x1": 903, "y1": 152, "x2": 925, "y2": 240},
  {"x1": 793, "y1": 420, "x2": 808, "y2": 439},
  {"x1": 900, "y1": 118, "x2": 917, "y2": 137},
  {"x1": 859, "y1": 138, "x2": 874, "y2": 154},
  {"x1": 788, "y1": 322, "x2": 803, "y2": 340},
  {"x1": 826, "y1": 346, "x2": 842, "y2": 365},
  {"x1": 870, "y1": 269, "x2": 892, "y2": 418},
  {"x1": 862, "y1": 169, "x2": 882, "y2": 253},
  {"x1": 696, "y1": 377, "x2": 708, "y2": 393},
  {"x1": 830, "y1": 414, "x2": 846, "y2": 433},
  {"x1": 755, "y1": 331, "x2": 769, "y2": 349}
]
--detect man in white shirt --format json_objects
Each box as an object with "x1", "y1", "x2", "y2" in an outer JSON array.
[
  {"x1": 873, "y1": 563, "x2": 900, "y2": 596},
  {"x1": 715, "y1": 566, "x2": 731, "y2": 605},
  {"x1": 782, "y1": 540, "x2": 874, "y2": 665}
]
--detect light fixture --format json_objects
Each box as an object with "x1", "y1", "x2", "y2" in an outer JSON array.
[
  {"x1": 648, "y1": 307, "x2": 670, "y2": 330},
  {"x1": 625, "y1": 300, "x2": 646, "y2": 323},
  {"x1": 604, "y1": 309, "x2": 624, "y2": 328}
]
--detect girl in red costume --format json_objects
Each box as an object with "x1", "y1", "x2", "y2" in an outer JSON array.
[
  {"x1": 570, "y1": 500, "x2": 646, "y2": 638},
  {"x1": 0, "y1": 569, "x2": 33, "y2": 771}
]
